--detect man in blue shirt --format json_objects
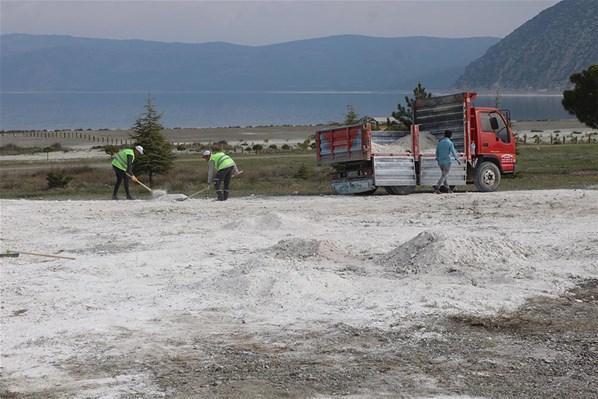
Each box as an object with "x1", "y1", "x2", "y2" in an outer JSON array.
[{"x1": 435, "y1": 130, "x2": 461, "y2": 194}]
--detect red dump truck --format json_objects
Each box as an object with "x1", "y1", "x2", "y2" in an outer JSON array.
[{"x1": 316, "y1": 92, "x2": 516, "y2": 194}]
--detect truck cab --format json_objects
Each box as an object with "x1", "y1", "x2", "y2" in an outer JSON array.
[{"x1": 470, "y1": 106, "x2": 517, "y2": 190}]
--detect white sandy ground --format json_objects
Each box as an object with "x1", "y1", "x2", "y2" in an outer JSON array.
[{"x1": 1, "y1": 190, "x2": 598, "y2": 397}]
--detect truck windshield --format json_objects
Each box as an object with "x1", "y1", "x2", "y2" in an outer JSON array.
[{"x1": 481, "y1": 112, "x2": 510, "y2": 143}]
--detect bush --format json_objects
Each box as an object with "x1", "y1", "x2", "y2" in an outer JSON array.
[
  {"x1": 42, "y1": 143, "x2": 66, "y2": 153},
  {"x1": 295, "y1": 164, "x2": 310, "y2": 179},
  {"x1": 46, "y1": 170, "x2": 73, "y2": 189}
]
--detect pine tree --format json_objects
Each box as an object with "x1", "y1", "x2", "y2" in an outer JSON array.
[
  {"x1": 392, "y1": 82, "x2": 432, "y2": 128},
  {"x1": 562, "y1": 65, "x2": 598, "y2": 129},
  {"x1": 130, "y1": 98, "x2": 175, "y2": 185},
  {"x1": 344, "y1": 105, "x2": 359, "y2": 125}
]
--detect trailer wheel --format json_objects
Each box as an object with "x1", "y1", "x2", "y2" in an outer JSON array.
[
  {"x1": 384, "y1": 186, "x2": 416, "y2": 195},
  {"x1": 474, "y1": 162, "x2": 501, "y2": 192}
]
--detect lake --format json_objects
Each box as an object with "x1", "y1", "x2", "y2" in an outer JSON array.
[{"x1": 0, "y1": 91, "x2": 571, "y2": 131}]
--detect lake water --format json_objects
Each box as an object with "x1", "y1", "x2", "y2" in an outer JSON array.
[{"x1": 0, "y1": 91, "x2": 571, "y2": 130}]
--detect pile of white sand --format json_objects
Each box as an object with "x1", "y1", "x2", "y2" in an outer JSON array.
[
  {"x1": 418, "y1": 131, "x2": 439, "y2": 153},
  {"x1": 376, "y1": 231, "x2": 535, "y2": 275},
  {"x1": 267, "y1": 238, "x2": 344, "y2": 260},
  {"x1": 370, "y1": 131, "x2": 438, "y2": 155},
  {"x1": 371, "y1": 135, "x2": 412, "y2": 154}
]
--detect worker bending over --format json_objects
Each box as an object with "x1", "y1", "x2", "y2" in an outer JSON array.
[
  {"x1": 111, "y1": 145, "x2": 143, "y2": 200},
  {"x1": 202, "y1": 149, "x2": 241, "y2": 201}
]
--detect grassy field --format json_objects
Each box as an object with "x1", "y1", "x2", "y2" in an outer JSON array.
[{"x1": 1, "y1": 144, "x2": 597, "y2": 199}]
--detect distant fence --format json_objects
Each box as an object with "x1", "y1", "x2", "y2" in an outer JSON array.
[
  {"x1": 515, "y1": 132, "x2": 598, "y2": 145},
  {"x1": 0, "y1": 130, "x2": 134, "y2": 145}
]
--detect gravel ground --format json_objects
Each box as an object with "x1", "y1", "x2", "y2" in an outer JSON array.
[{"x1": 1, "y1": 190, "x2": 597, "y2": 398}]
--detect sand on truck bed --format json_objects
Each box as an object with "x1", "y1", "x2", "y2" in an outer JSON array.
[{"x1": 1, "y1": 190, "x2": 598, "y2": 398}]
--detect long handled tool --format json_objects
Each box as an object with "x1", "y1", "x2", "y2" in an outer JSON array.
[
  {"x1": 127, "y1": 174, "x2": 152, "y2": 193},
  {"x1": 127, "y1": 174, "x2": 165, "y2": 198},
  {"x1": 176, "y1": 186, "x2": 210, "y2": 202},
  {"x1": 1, "y1": 250, "x2": 76, "y2": 260},
  {"x1": 176, "y1": 170, "x2": 244, "y2": 202}
]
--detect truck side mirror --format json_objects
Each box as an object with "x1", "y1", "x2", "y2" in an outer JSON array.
[{"x1": 489, "y1": 117, "x2": 499, "y2": 130}]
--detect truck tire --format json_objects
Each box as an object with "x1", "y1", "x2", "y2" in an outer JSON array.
[
  {"x1": 474, "y1": 162, "x2": 501, "y2": 192},
  {"x1": 384, "y1": 186, "x2": 416, "y2": 195}
]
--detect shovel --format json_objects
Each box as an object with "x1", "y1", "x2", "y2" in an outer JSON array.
[
  {"x1": 176, "y1": 170, "x2": 244, "y2": 202},
  {"x1": 176, "y1": 186, "x2": 210, "y2": 202},
  {"x1": 127, "y1": 174, "x2": 166, "y2": 198}
]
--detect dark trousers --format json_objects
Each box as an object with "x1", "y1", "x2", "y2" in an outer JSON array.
[
  {"x1": 112, "y1": 166, "x2": 133, "y2": 199},
  {"x1": 214, "y1": 166, "x2": 234, "y2": 201}
]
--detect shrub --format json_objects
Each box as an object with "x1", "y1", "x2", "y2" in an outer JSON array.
[
  {"x1": 295, "y1": 164, "x2": 310, "y2": 179},
  {"x1": 46, "y1": 170, "x2": 73, "y2": 189}
]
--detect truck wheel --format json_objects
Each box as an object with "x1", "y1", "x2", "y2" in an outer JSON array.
[
  {"x1": 474, "y1": 162, "x2": 501, "y2": 192},
  {"x1": 384, "y1": 186, "x2": 416, "y2": 195}
]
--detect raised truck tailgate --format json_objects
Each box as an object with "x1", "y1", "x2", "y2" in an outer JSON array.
[{"x1": 316, "y1": 125, "x2": 370, "y2": 164}]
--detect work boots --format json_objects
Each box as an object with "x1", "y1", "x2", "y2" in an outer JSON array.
[
  {"x1": 223, "y1": 191, "x2": 229, "y2": 201},
  {"x1": 216, "y1": 191, "x2": 224, "y2": 201}
]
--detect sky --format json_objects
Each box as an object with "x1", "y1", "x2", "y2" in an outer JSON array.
[{"x1": 1, "y1": 0, "x2": 560, "y2": 45}]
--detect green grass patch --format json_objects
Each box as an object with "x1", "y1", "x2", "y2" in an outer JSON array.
[{"x1": 1, "y1": 145, "x2": 598, "y2": 199}]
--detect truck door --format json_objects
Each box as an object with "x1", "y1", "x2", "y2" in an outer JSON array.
[{"x1": 477, "y1": 111, "x2": 516, "y2": 172}]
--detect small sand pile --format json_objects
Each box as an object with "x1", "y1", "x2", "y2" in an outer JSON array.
[
  {"x1": 151, "y1": 189, "x2": 168, "y2": 198},
  {"x1": 371, "y1": 135, "x2": 412, "y2": 154},
  {"x1": 370, "y1": 131, "x2": 438, "y2": 154},
  {"x1": 377, "y1": 231, "x2": 535, "y2": 274},
  {"x1": 268, "y1": 238, "x2": 343, "y2": 260},
  {"x1": 152, "y1": 191, "x2": 188, "y2": 201}
]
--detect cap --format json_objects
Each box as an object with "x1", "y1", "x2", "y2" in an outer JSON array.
[
  {"x1": 202, "y1": 150, "x2": 211, "y2": 157},
  {"x1": 135, "y1": 145, "x2": 144, "y2": 154}
]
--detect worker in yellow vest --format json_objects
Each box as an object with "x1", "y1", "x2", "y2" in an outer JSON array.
[
  {"x1": 111, "y1": 145, "x2": 143, "y2": 200},
  {"x1": 202, "y1": 149, "x2": 240, "y2": 201}
]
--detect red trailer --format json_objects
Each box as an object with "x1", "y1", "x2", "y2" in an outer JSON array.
[{"x1": 316, "y1": 92, "x2": 516, "y2": 194}]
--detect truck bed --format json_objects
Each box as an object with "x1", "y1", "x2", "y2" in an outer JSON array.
[{"x1": 316, "y1": 126, "x2": 414, "y2": 165}]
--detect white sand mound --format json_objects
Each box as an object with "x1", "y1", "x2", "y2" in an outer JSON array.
[
  {"x1": 377, "y1": 231, "x2": 535, "y2": 274},
  {"x1": 268, "y1": 238, "x2": 344, "y2": 260},
  {"x1": 370, "y1": 131, "x2": 438, "y2": 154},
  {"x1": 418, "y1": 131, "x2": 439, "y2": 153},
  {"x1": 152, "y1": 192, "x2": 188, "y2": 201},
  {"x1": 371, "y1": 135, "x2": 412, "y2": 154}
]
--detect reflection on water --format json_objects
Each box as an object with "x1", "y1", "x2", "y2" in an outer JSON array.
[{"x1": 0, "y1": 91, "x2": 570, "y2": 130}]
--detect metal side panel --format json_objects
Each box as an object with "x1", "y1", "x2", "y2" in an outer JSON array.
[
  {"x1": 331, "y1": 178, "x2": 375, "y2": 195},
  {"x1": 373, "y1": 156, "x2": 416, "y2": 186},
  {"x1": 420, "y1": 156, "x2": 466, "y2": 186}
]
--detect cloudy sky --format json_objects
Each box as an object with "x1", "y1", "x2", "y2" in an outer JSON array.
[{"x1": 1, "y1": 0, "x2": 560, "y2": 45}]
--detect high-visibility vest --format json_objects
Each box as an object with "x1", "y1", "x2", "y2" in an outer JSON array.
[
  {"x1": 211, "y1": 152, "x2": 235, "y2": 171},
  {"x1": 112, "y1": 148, "x2": 135, "y2": 171}
]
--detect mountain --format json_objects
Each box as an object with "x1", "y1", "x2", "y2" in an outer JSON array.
[
  {"x1": 456, "y1": 0, "x2": 598, "y2": 91},
  {"x1": 0, "y1": 34, "x2": 499, "y2": 92}
]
